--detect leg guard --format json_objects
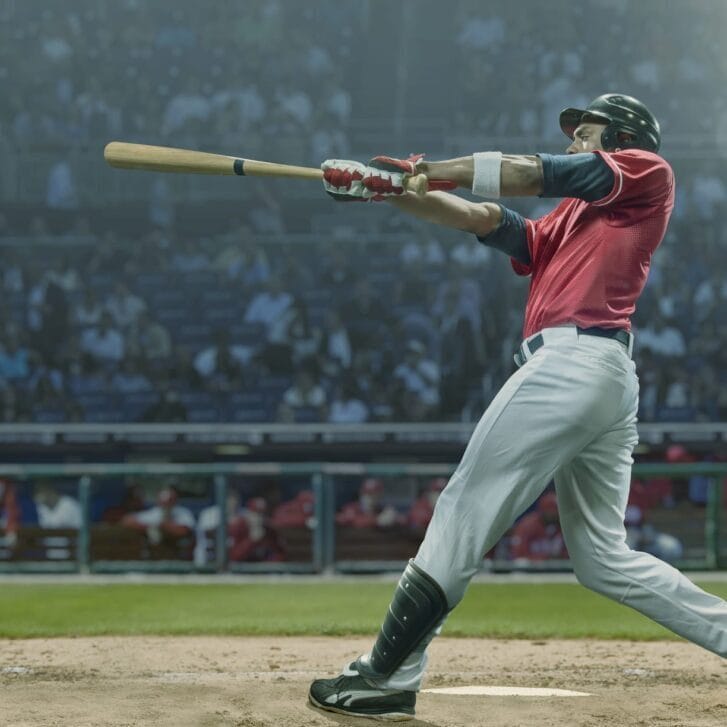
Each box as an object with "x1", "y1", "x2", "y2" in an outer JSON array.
[{"x1": 356, "y1": 560, "x2": 449, "y2": 680}]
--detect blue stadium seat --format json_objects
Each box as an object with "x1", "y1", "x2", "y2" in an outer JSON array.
[
  {"x1": 205, "y1": 306, "x2": 240, "y2": 326},
  {"x1": 176, "y1": 323, "x2": 212, "y2": 347},
  {"x1": 294, "y1": 406, "x2": 321, "y2": 423},
  {"x1": 229, "y1": 407, "x2": 270, "y2": 423},
  {"x1": 186, "y1": 406, "x2": 221, "y2": 423},
  {"x1": 229, "y1": 322, "x2": 266, "y2": 344},
  {"x1": 656, "y1": 406, "x2": 695, "y2": 422},
  {"x1": 32, "y1": 407, "x2": 68, "y2": 424},
  {"x1": 75, "y1": 392, "x2": 119, "y2": 410},
  {"x1": 83, "y1": 408, "x2": 126, "y2": 423}
]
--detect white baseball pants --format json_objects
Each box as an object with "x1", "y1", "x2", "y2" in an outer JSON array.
[{"x1": 376, "y1": 326, "x2": 727, "y2": 691}]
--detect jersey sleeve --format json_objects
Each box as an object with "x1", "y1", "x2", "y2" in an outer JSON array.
[
  {"x1": 538, "y1": 153, "x2": 614, "y2": 202},
  {"x1": 510, "y1": 217, "x2": 538, "y2": 276},
  {"x1": 590, "y1": 149, "x2": 674, "y2": 209},
  {"x1": 476, "y1": 205, "x2": 531, "y2": 265}
]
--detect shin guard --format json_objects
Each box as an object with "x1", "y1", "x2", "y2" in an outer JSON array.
[{"x1": 357, "y1": 560, "x2": 449, "y2": 679}]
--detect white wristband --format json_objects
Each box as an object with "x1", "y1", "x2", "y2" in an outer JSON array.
[{"x1": 472, "y1": 151, "x2": 502, "y2": 199}]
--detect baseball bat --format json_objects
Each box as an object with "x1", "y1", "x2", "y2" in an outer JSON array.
[{"x1": 103, "y1": 141, "x2": 430, "y2": 195}]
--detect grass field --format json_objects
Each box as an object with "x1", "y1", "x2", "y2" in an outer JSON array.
[{"x1": 1, "y1": 581, "x2": 726, "y2": 640}]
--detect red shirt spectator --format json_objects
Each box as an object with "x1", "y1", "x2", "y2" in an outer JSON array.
[
  {"x1": 336, "y1": 478, "x2": 402, "y2": 529},
  {"x1": 0, "y1": 478, "x2": 20, "y2": 549},
  {"x1": 229, "y1": 497, "x2": 286, "y2": 562},
  {"x1": 407, "y1": 477, "x2": 447, "y2": 530},
  {"x1": 271, "y1": 490, "x2": 315, "y2": 529},
  {"x1": 510, "y1": 492, "x2": 567, "y2": 561}
]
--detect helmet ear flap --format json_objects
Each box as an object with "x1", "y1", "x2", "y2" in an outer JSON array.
[{"x1": 601, "y1": 125, "x2": 639, "y2": 151}]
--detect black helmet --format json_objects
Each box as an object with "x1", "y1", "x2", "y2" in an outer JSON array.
[{"x1": 559, "y1": 93, "x2": 661, "y2": 152}]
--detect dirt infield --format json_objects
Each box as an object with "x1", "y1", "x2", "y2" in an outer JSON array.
[{"x1": 1, "y1": 636, "x2": 725, "y2": 726}]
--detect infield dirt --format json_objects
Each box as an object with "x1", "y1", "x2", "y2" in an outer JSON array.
[{"x1": 1, "y1": 636, "x2": 725, "y2": 726}]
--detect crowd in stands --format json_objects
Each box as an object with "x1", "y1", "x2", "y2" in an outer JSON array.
[
  {"x1": 1, "y1": 195, "x2": 725, "y2": 425},
  {"x1": 2, "y1": 0, "x2": 722, "y2": 156}
]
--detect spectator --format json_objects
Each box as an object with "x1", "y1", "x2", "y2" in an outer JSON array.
[
  {"x1": 399, "y1": 237, "x2": 445, "y2": 267},
  {"x1": 279, "y1": 368, "x2": 328, "y2": 421},
  {"x1": 328, "y1": 377, "x2": 369, "y2": 424},
  {"x1": 110, "y1": 359, "x2": 153, "y2": 394},
  {"x1": 74, "y1": 288, "x2": 104, "y2": 329},
  {"x1": 33, "y1": 482, "x2": 82, "y2": 529},
  {"x1": 46, "y1": 159, "x2": 78, "y2": 210},
  {"x1": 637, "y1": 315, "x2": 687, "y2": 358},
  {"x1": 287, "y1": 302, "x2": 320, "y2": 366},
  {"x1": 437, "y1": 286, "x2": 484, "y2": 416},
  {"x1": 509, "y1": 492, "x2": 567, "y2": 562},
  {"x1": 101, "y1": 482, "x2": 146, "y2": 524},
  {"x1": 162, "y1": 77, "x2": 212, "y2": 135},
  {"x1": 271, "y1": 490, "x2": 316, "y2": 529},
  {"x1": 129, "y1": 312, "x2": 173, "y2": 362},
  {"x1": 261, "y1": 299, "x2": 318, "y2": 375},
  {"x1": 193, "y1": 329, "x2": 252, "y2": 386},
  {"x1": 0, "y1": 478, "x2": 20, "y2": 554},
  {"x1": 407, "y1": 477, "x2": 447, "y2": 531},
  {"x1": 319, "y1": 310, "x2": 352, "y2": 374},
  {"x1": 105, "y1": 282, "x2": 147, "y2": 329},
  {"x1": 228, "y1": 497, "x2": 286, "y2": 562},
  {"x1": 341, "y1": 280, "x2": 389, "y2": 350},
  {"x1": 625, "y1": 483, "x2": 683, "y2": 564},
  {"x1": 0, "y1": 329, "x2": 31, "y2": 382},
  {"x1": 27, "y1": 272, "x2": 70, "y2": 360},
  {"x1": 336, "y1": 478, "x2": 401, "y2": 529},
  {"x1": 121, "y1": 487, "x2": 195, "y2": 551},
  {"x1": 393, "y1": 340, "x2": 440, "y2": 412},
  {"x1": 194, "y1": 489, "x2": 243, "y2": 566},
  {"x1": 80, "y1": 312, "x2": 125, "y2": 363},
  {"x1": 169, "y1": 237, "x2": 211, "y2": 272},
  {"x1": 141, "y1": 389, "x2": 188, "y2": 422},
  {"x1": 243, "y1": 276, "x2": 293, "y2": 334}
]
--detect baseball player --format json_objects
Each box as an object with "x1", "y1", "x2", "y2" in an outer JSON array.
[{"x1": 308, "y1": 94, "x2": 727, "y2": 721}]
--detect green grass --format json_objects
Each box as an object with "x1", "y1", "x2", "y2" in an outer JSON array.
[{"x1": 0, "y1": 582, "x2": 725, "y2": 640}]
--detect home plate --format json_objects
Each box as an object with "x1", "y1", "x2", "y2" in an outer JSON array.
[{"x1": 422, "y1": 686, "x2": 591, "y2": 697}]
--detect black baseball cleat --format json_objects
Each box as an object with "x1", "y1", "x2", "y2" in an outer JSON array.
[{"x1": 308, "y1": 662, "x2": 416, "y2": 721}]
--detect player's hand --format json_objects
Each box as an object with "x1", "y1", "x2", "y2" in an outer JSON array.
[
  {"x1": 361, "y1": 155, "x2": 420, "y2": 199},
  {"x1": 363, "y1": 154, "x2": 458, "y2": 197},
  {"x1": 321, "y1": 159, "x2": 372, "y2": 202}
]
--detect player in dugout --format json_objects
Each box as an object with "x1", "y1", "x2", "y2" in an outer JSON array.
[{"x1": 308, "y1": 94, "x2": 727, "y2": 721}]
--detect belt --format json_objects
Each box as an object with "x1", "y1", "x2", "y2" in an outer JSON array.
[{"x1": 514, "y1": 326, "x2": 633, "y2": 368}]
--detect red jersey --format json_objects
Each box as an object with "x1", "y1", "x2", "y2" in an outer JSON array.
[
  {"x1": 512, "y1": 149, "x2": 675, "y2": 338},
  {"x1": 510, "y1": 512, "x2": 567, "y2": 561}
]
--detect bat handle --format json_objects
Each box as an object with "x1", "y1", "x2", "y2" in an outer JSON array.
[{"x1": 404, "y1": 173, "x2": 429, "y2": 196}]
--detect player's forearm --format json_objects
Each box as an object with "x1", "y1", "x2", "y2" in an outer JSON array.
[
  {"x1": 419, "y1": 155, "x2": 544, "y2": 196},
  {"x1": 387, "y1": 191, "x2": 502, "y2": 236}
]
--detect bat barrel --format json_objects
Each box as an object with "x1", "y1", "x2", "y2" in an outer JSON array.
[
  {"x1": 104, "y1": 141, "x2": 325, "y2": 181},
  {"x1": 104, "y1": 142, "x2": 239, "y2": 175}
]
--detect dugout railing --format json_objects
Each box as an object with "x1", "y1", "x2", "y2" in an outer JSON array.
[{"x1": 0, "y1": 461, "x2": 723, "y2": 574}]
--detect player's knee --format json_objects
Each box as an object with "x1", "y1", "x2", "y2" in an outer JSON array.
[{"x1": 570, "y1": 550, "x2": 623, "y2": 596}]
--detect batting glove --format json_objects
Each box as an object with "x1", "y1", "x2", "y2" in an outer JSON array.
[
  {"x1": 363, "y1": 154, "x2": 458, "y2": 198},
  {"x1": 321, "y1": 159, "x2": 373, "y2": 202}
]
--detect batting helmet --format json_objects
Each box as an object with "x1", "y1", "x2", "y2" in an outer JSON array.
[{"x1": 559, "y1": 93, "x2": 661, "y2": 153}]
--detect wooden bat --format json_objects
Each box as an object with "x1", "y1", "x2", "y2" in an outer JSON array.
[{"x1": 103, "y1": 141, "x2": 429, "y2": 195}]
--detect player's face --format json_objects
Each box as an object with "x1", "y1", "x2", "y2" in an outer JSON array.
[{"x1": 566, "y1": 123, "x2": 608, "y2": 154}]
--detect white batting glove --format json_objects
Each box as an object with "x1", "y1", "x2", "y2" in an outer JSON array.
[{"x1": 321, "y1": 159, "x2": 373, "y2": 202}]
